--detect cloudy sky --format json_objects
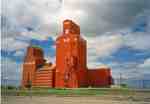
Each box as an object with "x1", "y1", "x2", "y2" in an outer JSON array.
[{"x1": 1, "y1": 0, "x2": 150, "y2": 86}]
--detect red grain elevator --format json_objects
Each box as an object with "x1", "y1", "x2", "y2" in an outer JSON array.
[
  {"x1": 55, "y1": 20, "x2": 87, "y2": 88},
  {"x1": 22, "y1": 19, "x2": 113, "y2": 88}
]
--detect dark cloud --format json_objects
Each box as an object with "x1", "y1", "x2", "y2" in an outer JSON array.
[
  {"x1": 77, "y1": 0, "x2": 149, "y2": 34},
  {"x1": 2, "y1": 0, "x2": 150, "y2": 37}
]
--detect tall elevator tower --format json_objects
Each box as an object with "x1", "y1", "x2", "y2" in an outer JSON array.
[{"x1": 55, "y1": 20, "x2": 87, "y2": 88}]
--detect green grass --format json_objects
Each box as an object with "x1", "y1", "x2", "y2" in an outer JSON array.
[{"x1": 1, "y1": 87, "x2": 133, "y2": 96}]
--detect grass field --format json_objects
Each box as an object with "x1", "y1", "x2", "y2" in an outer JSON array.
[{"x1": 1, "y1": 87, "x2": 149, "y2": 96}]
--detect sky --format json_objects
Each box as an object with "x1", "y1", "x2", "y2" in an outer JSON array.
[{"x1": 1, "y1": 0, "x2": 150, "y2": 87}]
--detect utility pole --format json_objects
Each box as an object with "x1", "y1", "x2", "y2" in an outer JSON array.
[{"x1": 119, "y1": 72, "x2": 122, "y2": 88}]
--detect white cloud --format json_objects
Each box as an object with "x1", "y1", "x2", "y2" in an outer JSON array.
[
  {"x1": 122, "y1": 9, "x2": 150, "y2": 50},
  {"x1": 21, "y1": 31, "x2": 49, "y2": 40},
  {"x1": 86, "y1": 31, "x2": 150, "y2": 68},
  {"x1": 124, "y1": 33, "x2": 150, "y2": 50},
  {"x1": 140, "y1": 58, "x2": 150, "y2": 68},
  {"x1": 86, "y1": 33, "x2": 123, "y2": 58},
  {"x1": 1, "y1": 37, "x2": 29, "y2": 52},
  {"x1": 132, "y1": 58, "x2": 150, "y2": 77},
  {"x1": 2, "y1": 0, "x2": 61, "y2": 38},
  {"x1": 86, "y1": 33, "x2": 124, "y2": 69}
]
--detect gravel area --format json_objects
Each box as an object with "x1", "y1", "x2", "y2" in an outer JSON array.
[{"x1": 2, "y1": 93, "x2": 150, "y2": 104}]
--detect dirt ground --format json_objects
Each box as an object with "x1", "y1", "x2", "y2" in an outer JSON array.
[{"x1": 2, "y1": 92, "x2": 150, "y2": 104}]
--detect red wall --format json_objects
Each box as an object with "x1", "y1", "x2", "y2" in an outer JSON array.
[
  {"x1": 87, "y1": 68, "x2": 112, "y2": 87},
  {"x1": 33, "y1": 66, "x2": 55, "y2": 87}
]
